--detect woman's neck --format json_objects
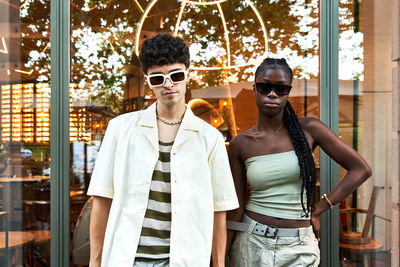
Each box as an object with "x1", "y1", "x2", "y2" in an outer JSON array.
[{"x1": 257, "y1": 112, "x2": 284, "y2": 131}]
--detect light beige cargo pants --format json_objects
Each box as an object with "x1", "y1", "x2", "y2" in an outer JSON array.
[{"x1": 229, "y1": 227, "x2": 320, "y2": 267}]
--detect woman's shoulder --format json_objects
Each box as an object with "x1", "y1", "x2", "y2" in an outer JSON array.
[
  {"x1": 228, "y1": 130, "x2": 254, "y2": 153},
  {"x1": 230, "y1": 129, "x2": 255, "y2": 144},
  {"x1": 298, "y1": 116, "x2": 326, "y2": 132},
  {"x1": 298, "y1": 117, "x2": 334, "y2": 145}
]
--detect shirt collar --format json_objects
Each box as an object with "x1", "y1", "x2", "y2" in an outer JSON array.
[{"x1": 138, "y1": 101, "x2": 201, "y2": 132}]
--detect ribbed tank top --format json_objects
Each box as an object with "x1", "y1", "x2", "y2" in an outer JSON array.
[{"x1": 245, "y1": 150, "x2": 309, "y2": 220}]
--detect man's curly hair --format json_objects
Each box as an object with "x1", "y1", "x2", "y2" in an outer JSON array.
[{"x1": 139, "y1": 33, "x2": 190, "y2": 74}]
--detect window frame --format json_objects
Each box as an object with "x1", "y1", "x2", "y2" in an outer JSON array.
[
  {"x1": 320, "y1": 1, "x2": 340, "y2": 266},
  {"x1": 50, "y1": 0, "x2": 70, "y2": 265}
]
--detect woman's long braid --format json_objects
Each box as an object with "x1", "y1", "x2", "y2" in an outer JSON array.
[
  {"x1": 283, "y1": 102, "x2": 317, "y2": 217},
  {"x1": 256, "y1": 58, "x2": 317, "y2": 217}
]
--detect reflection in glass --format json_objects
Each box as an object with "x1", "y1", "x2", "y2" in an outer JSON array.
[
  {"x1": 0, "y1": 0, "x2": 51, "y2": 265},
  {"x1": 70, "y1": 0, "x2": 320, "y2": 265},
  {"x1": 338, "y1": 0, "x2": 392, "y2": 265}
]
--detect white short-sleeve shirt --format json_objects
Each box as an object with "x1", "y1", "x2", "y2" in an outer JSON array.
[{"x1": 87, "y1": 103, "x2": 239, "y2": 267}]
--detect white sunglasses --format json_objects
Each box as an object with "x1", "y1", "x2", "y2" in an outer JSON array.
[{"x1": 145, "y1": 69, "x2": 188, "y2": 87}]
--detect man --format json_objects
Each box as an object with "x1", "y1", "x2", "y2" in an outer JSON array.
[{"x1": 88, "y1": 33, "x2": 238, "y2": 267}]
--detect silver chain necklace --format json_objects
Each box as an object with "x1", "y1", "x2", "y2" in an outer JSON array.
[{"x1": 156, "y1": 115, "x2": 183, "y2": 125}]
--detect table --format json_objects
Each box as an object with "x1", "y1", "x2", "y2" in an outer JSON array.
[
  {"x1": 30, "y1": 230, "x2": 51, "y2": 264},
  {"x1": 0, "y1": 176, "x2": 50, "y2": 183},
  {"x1": 29, "y1": 230, "x2": 50, "y2": 245},
  {"x1": 340, "y1": 232, "x2": 384, "y2": 266},
  {"x1": 0, "y1": 176, "x2": 50, "y2": 227},
  {"x1": 0, "y1": 231, "x2": 34, "y2": 250},
  {"x1": 70, "y1": 190, "x2": 85, "y2": 198},
  {"x1": 0, "y1": 231, "x2": 35, "y2": 266},
  {"x1": 340, "y1": 238, "x2": 383, "y2": 252}
]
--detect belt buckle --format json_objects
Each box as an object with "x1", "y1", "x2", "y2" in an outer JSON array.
[{"x1": 264, "y1": 226, "x2": 278, "y2": 238}]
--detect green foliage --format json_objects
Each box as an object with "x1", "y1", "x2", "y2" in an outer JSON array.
[{"x1": 21, "y1": 0, "x2": 329, "y2": 110}]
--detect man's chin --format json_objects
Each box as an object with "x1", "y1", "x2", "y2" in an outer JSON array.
[
  {"x1": 159, "y1": 96, "x2": 184, "y2": 107},
  {"x1": 158, "y1": 100, "x2": 175, "y2": 107}
]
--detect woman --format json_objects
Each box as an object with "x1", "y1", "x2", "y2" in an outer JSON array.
[{"x1": 226, "y1": 58, "x2": 371, "y2": 266}]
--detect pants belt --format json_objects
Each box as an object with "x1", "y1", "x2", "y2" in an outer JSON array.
[{"x1": 227, "y1": 214, "x2": 313, "y2": 238}]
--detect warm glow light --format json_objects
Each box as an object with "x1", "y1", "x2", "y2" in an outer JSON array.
[
  {"x1": 2, "y1": 82, "x2": 106, "y2": 143},
  {"x1": 174, "y1": 0, "x2": 187, "y2": 37},
  {"x1": 223, "y1": 100, "x2": 227, "y2": 106},
  {"x1": 245, "y1": 0, "x2": 268, "y2": 54},
  {"x1": 42, "y1": 42, "x2": 50, "y2": 53},
  {"x1": 182, "y1": 0, "x2": 228, "y2": 5},
  {"x1": 135, "y1": 0, "x2": 268, "y2": 70},
  {"x1": 217, "y1": 3, "x2": 230, "y2": 67},
  {"x1": 0, "y1": 37, "x2": 8, "y2": 54},
  {"x1": 15, "y1": 69, "x2": 34, "y2": 75},
  {"x1": 20, "y1": 0, "x2": 28, "y2": 9},
  {"x1": 107, "y1": 40, "x2": 116, "y2": 53},
  {"x1": 132, "y1": 0, "x2": 144, "y2": 13},
  {"x1": 134, "y1": 0, "x2": 159, "y2": 56},
  {"x1": 72, "y1": 0, "x2": 117, "y2": 12},
  {"x1": 191, "y1": 63, "x2": 254, "y2": 70}
]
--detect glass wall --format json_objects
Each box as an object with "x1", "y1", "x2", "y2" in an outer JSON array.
[
  {"x1": 0, "y1": 0, "x2": 51, "y2": 265},
  {"x1": 338, "y1": 0, "x2": 392, "y2": 266},
  {"x1": 4, "y1": 0, "x2": 397, "y2": 265},
  {"x1": 69, "y1": 0, "x2": 320, "y2": 265}
]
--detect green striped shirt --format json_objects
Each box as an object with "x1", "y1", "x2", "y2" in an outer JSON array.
[{"x1": 136, "y1": 141, "x2": 173, "y2": 260}]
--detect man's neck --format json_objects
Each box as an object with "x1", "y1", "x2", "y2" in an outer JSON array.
[
  {"x1": 156, "y1": 101, "x2": 186, "y2": 121},
  {"x1": 156, "y1": 102, "x2": 185, "y2": 143}
]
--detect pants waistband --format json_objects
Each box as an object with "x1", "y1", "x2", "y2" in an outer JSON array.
[{"x1": 227, "y1": 214, "x2": 314, "y2": 238}]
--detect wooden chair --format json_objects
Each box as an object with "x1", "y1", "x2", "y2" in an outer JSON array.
[
  {"x1": 339, "y1": 186, "x2": 389, "y2": 266},
  {"x1": 72, "y1": 197, "x2": 93, "y2": 265}
]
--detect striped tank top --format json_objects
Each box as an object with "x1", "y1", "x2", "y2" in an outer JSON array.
[{"x1": 136, "y1": 141, "x2": 172, "y2": 260}]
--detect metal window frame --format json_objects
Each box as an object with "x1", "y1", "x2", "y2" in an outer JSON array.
[
  {"x1": 50, "y1": 0, "x2": 70, "y2": 265},
  {"x1": 320, "y1": 0, "x2": 340, "y2": 266},
  {"x1": 48, "y1": 0, "x2": 340, "y2": 265}
]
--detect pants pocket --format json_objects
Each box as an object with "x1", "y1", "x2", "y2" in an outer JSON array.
[
  {"x1": 241, "y1": 239, "x2": 262, "y2": 262},
  {"x1": 229, "y1": 232, "x2": 263, "y2": 267}
]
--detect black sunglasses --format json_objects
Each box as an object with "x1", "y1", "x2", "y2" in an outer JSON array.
[{"x1": 254, "y1": 83, "x2": 292, "y2": 96}]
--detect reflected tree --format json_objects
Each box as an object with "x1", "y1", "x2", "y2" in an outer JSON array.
[{"x1": 16, "y1": 0, "x2": 325, "y2": 111}]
